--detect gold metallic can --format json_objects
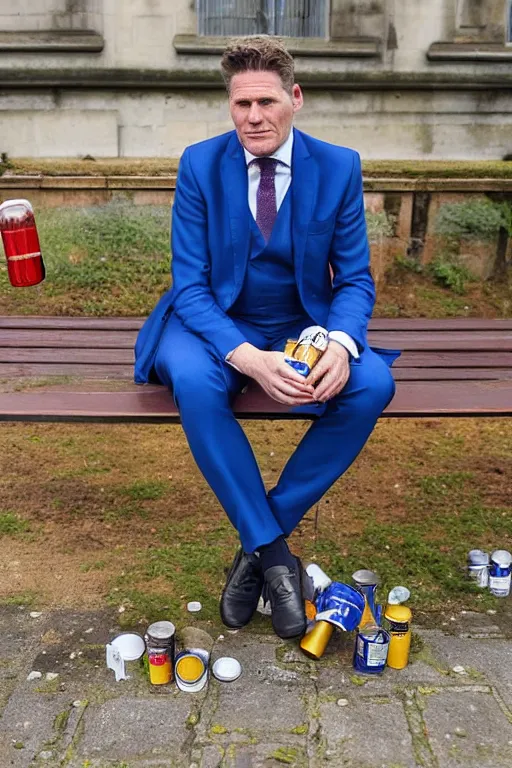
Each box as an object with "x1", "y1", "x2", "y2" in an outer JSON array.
[{"x1": 300, "y1": 620, "x2": 334, "y2": 660}]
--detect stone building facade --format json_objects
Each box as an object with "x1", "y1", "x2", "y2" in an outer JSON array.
[{"x1": 0, "y1": 0, "x2": 511, "y2": 159}]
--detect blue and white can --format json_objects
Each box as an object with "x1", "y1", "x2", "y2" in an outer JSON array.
[
  {"x1": 353, "y1": 625, "x2": 390, "y2": 675},
  {"x1": 489, "y1": 550, "x2": 512, "y2": 597}
]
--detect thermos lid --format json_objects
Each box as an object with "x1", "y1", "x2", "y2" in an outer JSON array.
[
  {"x1": 491, "y1": 550, "x2": 512, "y2": 567},
  {"x1": 145, "y1": 620, "x2": 175, "y2": 642},
  {"x1": 384, "y1": 604, "x2": 412, "y2": 623},
  {"x1": 468, "y1": 549, "x2": 489, "y2": 565},
  {"x1": 352, "y1": 569, "x2": 379, "y2": 586}
]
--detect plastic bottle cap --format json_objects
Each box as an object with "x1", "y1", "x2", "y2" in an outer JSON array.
[
  {"x1": 212, "y1": 657, "x2": 242, "y2": 682},
  {"x1": 387, "y1": 586, "x2": 411, "y2": 605}
]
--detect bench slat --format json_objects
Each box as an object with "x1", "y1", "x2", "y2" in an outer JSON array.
[
  {"x1": 2, "y1": 328, "x2": 512, "y2": 352},
  {"x1": 1, "y1": 316, "x2": 512, "y2": 332},
  {"x1": 0, "y1": 379, "x2": 511, "y2": 422},
  {"x1": 1, "y1": 364, "x2": 512, "y2": 382},
  {"x1": 2, "y1": 347, "x2": 511, "y2": 370}
]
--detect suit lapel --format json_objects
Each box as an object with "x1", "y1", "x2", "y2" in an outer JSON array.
[
  {"x1": 291, "y1": 129, "x2": 317, "y2": 290},
  {"x1": 222, "y1": 133, "x2": 250, "y2": 299}
]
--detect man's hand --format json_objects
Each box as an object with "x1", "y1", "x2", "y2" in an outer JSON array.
[
  {"x1": 306, "y1": 341, "x2": 350, "y2": 402},
  {"x1": 229, "y1": 343, "x2": 315, "y2": 406}
]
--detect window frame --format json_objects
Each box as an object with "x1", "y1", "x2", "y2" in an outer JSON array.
[{"x1": 196, "y1": 0, "x2": 329, "y2": 40}]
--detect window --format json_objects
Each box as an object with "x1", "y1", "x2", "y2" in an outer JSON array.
[{"x1": 197, "y1": 0, "x2": 327, "y2": 38}]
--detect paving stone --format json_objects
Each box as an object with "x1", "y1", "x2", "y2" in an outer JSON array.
[
  {"x1": 0, "y1": 691, "x2": 71, "y2": 768},
  {"x1": 200, "y1": 744, "x2": 224, "y2": 768},
  {"x1": 77, "y1": 695, "x2": 193, "y2": 763},
  {"x1": 223, "y1": 741, "x2": 308, "y2": 767},
  {"x1": 422, "y1": 630, "x2": 512, "y2": 708},
  {"x1": 317, "y1": 696, "x2": 415, "y2": 768},
  {"x1": 421, "y1": 688, "x2": 512, "y2": 766},
  {"x1": 213, "y1": 677, "x2": 308, "y2": 734}
]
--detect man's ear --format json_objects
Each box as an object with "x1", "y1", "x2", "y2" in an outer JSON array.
[{"x1": 292, "y1": 84, "x2": 304, "y2": 113}]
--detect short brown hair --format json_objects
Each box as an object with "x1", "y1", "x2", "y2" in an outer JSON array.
[{"x1": 220, "y1": 36, "x2": 295, "y2": 93}]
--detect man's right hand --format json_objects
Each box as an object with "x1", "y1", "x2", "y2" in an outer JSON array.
[{"x1": 229, "y1": 343, "x2": 315, "y2": 406}]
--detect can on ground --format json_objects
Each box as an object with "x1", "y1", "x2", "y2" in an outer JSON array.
[{"x1": 144, "y1": 620, "x2": 176, "y2": 685}]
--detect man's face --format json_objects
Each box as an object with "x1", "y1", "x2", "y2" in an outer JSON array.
[{"x1": 229, "y1": 70, "x2": 303, "y2": 156}]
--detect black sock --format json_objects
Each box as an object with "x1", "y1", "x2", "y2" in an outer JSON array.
[{"x1": 258, "y1": 536, "x2": 295, "y2": 572}]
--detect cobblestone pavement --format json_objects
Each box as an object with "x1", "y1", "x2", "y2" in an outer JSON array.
[{"x1": 1, "y1": 606, "x2": 512, "y2": 768}]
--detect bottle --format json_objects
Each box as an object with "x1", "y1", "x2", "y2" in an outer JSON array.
[
  {"x1": 352, "y1": 569, "x2": 379, "y2": 628},
  {"x1": 384, "y1": 604, "x2": 412, "y2": 670},
  {"x1": 0, "y1": 199, "x2": 45, "y2": 287}
]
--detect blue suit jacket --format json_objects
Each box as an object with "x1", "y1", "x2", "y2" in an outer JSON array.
[{"x1": 134, "y1": 128, "x2": 377, "y2": 384}]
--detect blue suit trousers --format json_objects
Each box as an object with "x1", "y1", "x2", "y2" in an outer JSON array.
[{"x1": 154, "y1": 313, "x2": 395, "y2": 553}]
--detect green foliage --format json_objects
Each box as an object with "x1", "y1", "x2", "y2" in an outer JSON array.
[
  {"x1": 0, "y1": 512, "x2": 29, "y2": 536},
  {"x1": 394, "y1": 255, "x2": 423, "y2": 274},
  {"x1": 0, "y1": 202, "x2": 172, "y2": 315},
  {"x1": 121, "y1": 480, "x2": 168, "y2": 501},
  {"x1": 365, "y1": 210, "x2": 395, "y2": 241},
  {"x1": 430, "y1": 256, "x2": 474, "y2": 294},
  {"x1": 435, "y1": 199, "x2": 512, "y2": 240}
]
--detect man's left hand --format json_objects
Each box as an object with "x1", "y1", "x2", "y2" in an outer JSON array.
[{"x1": 306, "y1": 341, "x2": 350, "y2": 403}]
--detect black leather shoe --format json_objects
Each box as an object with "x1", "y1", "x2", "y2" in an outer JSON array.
[
  {"x1": 263, "y1": 557, "x2": 307, "y2": 640},
  {"x1": 220, "y1": 548, "x2": 263, "y2": 629}
]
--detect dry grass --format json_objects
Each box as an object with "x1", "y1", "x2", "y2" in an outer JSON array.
[{"x1": 0, "y1": 418, "x2": 510, "y2": 629}]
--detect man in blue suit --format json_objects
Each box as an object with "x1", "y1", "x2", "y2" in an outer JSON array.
[{"x1": 135, "y1": 36, "x2": 396, "y2": 640}]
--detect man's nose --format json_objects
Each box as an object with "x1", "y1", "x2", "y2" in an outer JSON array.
[{"x1": 248, "y1": 103, "x2": 262, "y2": 124}]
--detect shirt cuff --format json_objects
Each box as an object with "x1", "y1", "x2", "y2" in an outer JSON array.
[
  {"x1": 225, "y1": 345, "x2": 243, "y2": 372},
  {"x1": 328, "y1": 331, "x2": 359, "y2": 360}
]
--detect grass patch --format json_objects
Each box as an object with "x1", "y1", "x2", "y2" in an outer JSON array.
[
  {"x1": 0, "y1": 202, "x2": 171, "y2": 316},
  {"x1": 121, "y1": 480, "x2": 169, "y2": 502},
  {"x1": 4, "y1": 158, "x2": 512, "y2": 179},
  {"x1": 0, "y1": 512, "x2": 30, "y2": 536}
]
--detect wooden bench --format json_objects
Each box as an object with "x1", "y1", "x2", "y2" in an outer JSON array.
[{"x1": 0, "y1": 316, "x2": 511, "y2": 422}]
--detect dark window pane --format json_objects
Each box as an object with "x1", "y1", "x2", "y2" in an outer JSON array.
[{"x1": 197, "y1": 0, "x2": 327, "y2": 38}]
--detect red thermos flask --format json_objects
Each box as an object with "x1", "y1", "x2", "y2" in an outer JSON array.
[{"x1": 0, "y1": 199, "x2": 45, "y2": 287}]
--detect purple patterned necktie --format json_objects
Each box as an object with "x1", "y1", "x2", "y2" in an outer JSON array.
[{"x1": 255, "y1": 157, "x2": 278, "y2": 243}]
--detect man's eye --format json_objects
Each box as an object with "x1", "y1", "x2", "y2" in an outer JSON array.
[{"x1": 260, "y1": 99, "x2": 273, "y2": 106}]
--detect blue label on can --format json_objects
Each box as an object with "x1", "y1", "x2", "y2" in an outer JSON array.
[
  {"x1": 285, "y1": 357, "x2": 310, "y2": 377},
  {"x1": 353, "y1": 628, "x2": 389, "y2": 674}
]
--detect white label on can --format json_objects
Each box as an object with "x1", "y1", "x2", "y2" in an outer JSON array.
[
  {"x1": 489, "y1": 574, "x2": 511, "y2": 595},
  {"x1": 366, "y1": 642, "x2": 389, "y2": 666},
  {"x1": 468, "y1": 565, "x2": 489, "y2": 588}
]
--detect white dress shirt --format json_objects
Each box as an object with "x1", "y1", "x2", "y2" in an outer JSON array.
[{"x1": 229, "y1": 130, "x2": 359, "y2": 361}]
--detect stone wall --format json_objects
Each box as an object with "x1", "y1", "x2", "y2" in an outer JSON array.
[{"x1": 0, "y1": 0, "x2": 511, "y2": 159}]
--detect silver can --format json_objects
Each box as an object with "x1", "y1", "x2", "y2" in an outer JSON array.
[{"x1": 467, "y1": 550, "x2": 489, "y2": 588}]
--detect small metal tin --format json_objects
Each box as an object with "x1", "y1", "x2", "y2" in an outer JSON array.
[
  {"x1": 144, "y1": 621, "x2": 176, "y2": 686},
  {"x1": 467, "y1": 550, "x2": 489, "y2": 588},
  {"x1": 174, "y1": 649, "x2": 208, "y2": 692},
  {"x1": 489, "y1": 550, "x2": 512, "y2": 597},
  {"x1": 353, "y1": 624, "x2": 390, "y2": 675}
]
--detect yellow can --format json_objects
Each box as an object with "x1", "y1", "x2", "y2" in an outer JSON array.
[
  {"x1": 384, "y1": 604, "x2": 412, "y2": 670},
  {"x1": 148, "y1": 648, "x2": 172, "y2": 685},
  {"x1": 300, "y1": 620, "x2": 334, "y2": 660}
]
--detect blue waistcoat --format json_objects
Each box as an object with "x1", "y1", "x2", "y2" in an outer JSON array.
[{"x1": 229, "y1": 189, "x2": 304, "y2": 330}]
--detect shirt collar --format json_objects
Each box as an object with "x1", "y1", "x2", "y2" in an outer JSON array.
[{"x1": 243, "y1": 129, "x2": 294, "y2": 168}]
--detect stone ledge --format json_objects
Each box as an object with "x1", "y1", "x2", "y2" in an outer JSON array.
[
  {"x1": 0, "y1": 30, "x2": 104, "y2": 53},
  {"x1": 428, "y1": 41, "x2": 512, "y2": 61},
  {"x1": 173, "y1": 33, "x2": 381, "y2": 58},
  {"x1": 1, "y1": 68, "x2": 512, "y2": 91},
  {"x1": 2, "y1": 175, "x2": 512, "y2": 194}
]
